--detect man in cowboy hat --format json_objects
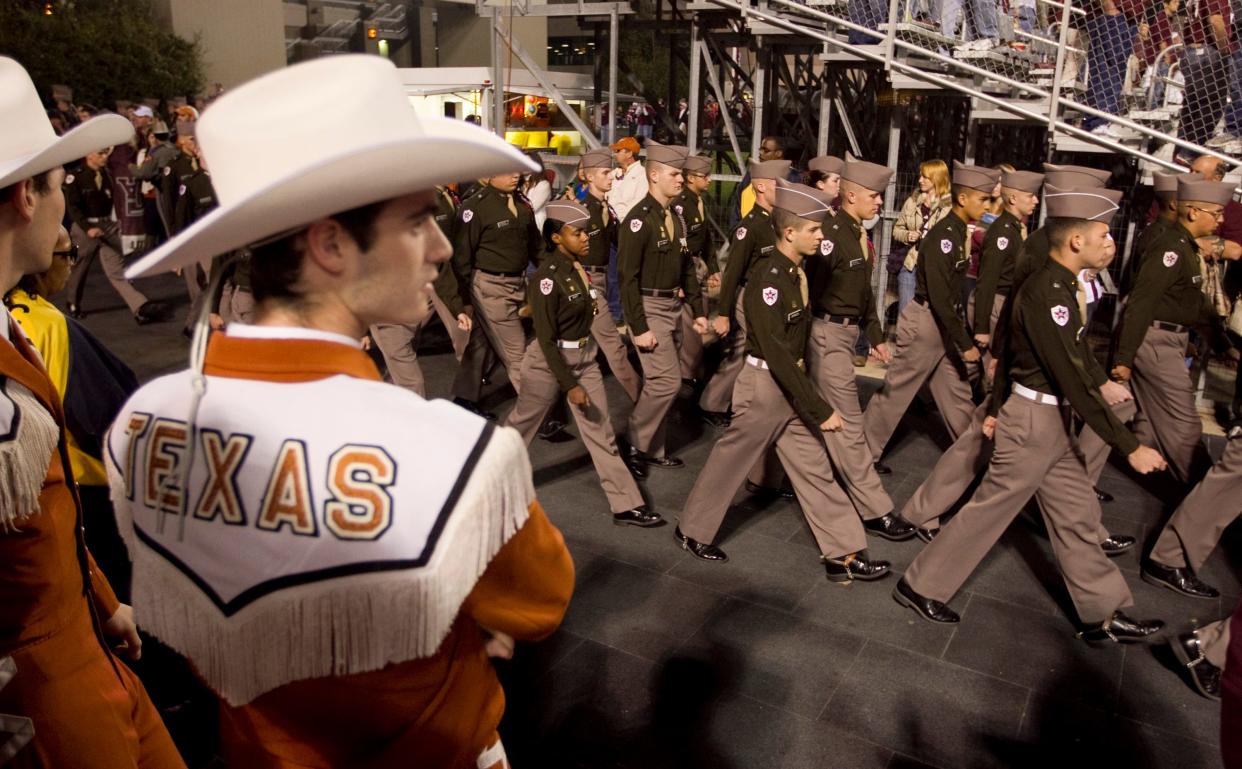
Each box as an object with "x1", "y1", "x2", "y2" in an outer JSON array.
[
  {"x1": 806, "y1": 162, "x2": 916, "y2": 542},
  {"x1": 1112, "y1": 176, "x2": 1235, "y2": 494},
  {"x1": 675, "y1": 180, "x2": 891, "y2": 584},
  {"x1": 863, "y1": 161, "x2": 998, "y2": 468},
  {"x1": 107, "y1": 55, "x2": 573, "y2": 768},
  {"x1": 0, "y1": 56, "x2": 185, "y2": 768},
  {"x1": 618, "y1": 141, "x2": 708, "y2": 469},
  {"x1": 699, "y1": 158, "x2": 792, "y2": 430},
  {"x1": 895, "y1": 186, "x2": 1168, "y2": 645}
]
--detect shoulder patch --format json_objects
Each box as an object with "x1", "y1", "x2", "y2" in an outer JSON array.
[
  {"x1": 821, "y1": 240, "x2": 834, "y2": 255},
  {"x1": 997, "y1": 236, "x2": 1009, "y2": 251},
  {"x1": 462, "y1": 209, "x2": 474, "y2": 223},
  {"x1": 630, "y1": 218, "x2": 643, "y2": 233},
  {"x1": 762, "y1": 286, "x2": 779, "y2": 305},
  {"x1": 1162, "y1": 251, "x2": 1178, "y2": 267},
  {"x1": 736, "y1": 226, "x2": 748, "y2": 241},
  {"x1": 940, "y1": 238, "x2": 953, "y2": 254},
  {"x1": 1050, "y1": 305, "x2": 1070, "y2": 327},
  {"x1": 64, "y1": 174, "x2": 74, "y2": 185},
  {"x1": 539, "y1": 277, "x2": 554, "y2": 295}
]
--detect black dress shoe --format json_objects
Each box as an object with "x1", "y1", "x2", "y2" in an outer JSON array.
[
  {"x1": 823, "y1": 551, "x2": 891, "y2": 583},
  {"x1": 1100, "y1": 534, "x2": 1136, "y2": 557},
  {"x1": 892, "y1": 578, "x2": 959, "y2": 623},
  {"x1": 66, "y1": 302, "x2": 84, "y2": 319},
  {"x1": 630, "y1": 449, "x2": 684, "y2": 469},
  {"x1": 537, "y1": 419, "x2": 567, "y2": 441},
  {"x1": 133, "y1": 300, "x2": 170, "y2": 325},
  {"x1": 451, "y1": 397, "x2": 497, "y2": 421},
  {"x1": 864, "y1": 513, "x2": 917, "y2": 541},
  {"x1": 700, "y1": 409, "x2": 732, "y2": 429},
  {"x1": 744, "y1": 479, "x2": 795, "y2": 500},
  {"x1": 613, "y1": 506, "x2": 665, "y2": 527},
  {"x1": 624, "y1": 455, "x2": 648, "y2": 479},
  {"x1": 674, "y1": 526, "x2": 728, "y2": 561},
  {"x1": 1141, "y1": 561, "x2": 1220, "y2": 599},
  {"x1": 1094, "y1": 486, "x2": 1114, "y2": 503},
  {"x1": 873, "y1": 460, "x2": 892, "y2": 475},
  {"x1": 1077, "y1": 611, "x2": 1164, "y2": 644},
  {"x1": 916, "y1": 526, "x2": 939, "y2": 544},
  {"x1": 1170, "y1": 630, "x2": 1223, "y2": 700}
]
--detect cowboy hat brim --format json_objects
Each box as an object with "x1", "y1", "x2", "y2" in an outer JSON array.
[
  {"x1": 125, "y1": 118, "x2": 539, "y2": 279},
  {"x1": 0, "y1": 114, "x2": 133, "y2": 189}
]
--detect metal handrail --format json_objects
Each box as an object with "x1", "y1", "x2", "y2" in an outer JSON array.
[{"x1": 1144, "y1": 42, "x2": 1185, "y2": 109}]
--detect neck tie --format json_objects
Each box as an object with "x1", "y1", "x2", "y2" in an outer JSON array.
[
  {"x1": 797, "y1": 265, "x2": 809, "y2": 305},
  {"x1": 601, "y1": 200, "x2": 610, "y2": 226},
  {"x1": 1020, "y1": 222, "x2": 1028, "y2": 239},
  {"x1": 858, "y1": 225, "x2": 870, "y2": 262},
  {"x1": 697, "y1": 196, "x2": 705, "y2": 220},
  {"x1": 664, "y1": 207, "x2": 676, "y2": 241},
  {"x1": 506, "y1": 194, "x2": 518, "y2": 217}
]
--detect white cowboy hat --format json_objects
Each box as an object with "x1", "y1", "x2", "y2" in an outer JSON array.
[
  {"x1": 125, "y1": 55, "x2": 537, "y2": 279},
  {"x1": 0, "y1": 56, "x2": 134, "y2": 189}
]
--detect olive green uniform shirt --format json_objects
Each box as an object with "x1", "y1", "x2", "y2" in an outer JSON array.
[
  {"x1": 63, "y1": 167, "x2": 114, "y2": 231},
  {"x1": 807, "y1": 210, "x2": 884, "y2": 347},
  {"x1": 914, "y1": 211, "x2": 973, "y2": 353},
  {"x1": 973, "y1": 210, "x2": 1023, "y2": 335},
  {"x1": 616, "y1": 193, "x2": 703, "y2": 336},
  {"x1": 528, "y1": 250, "x2": 599, "y2": 392},
  {"x1": 581, "y1": 193, "x2": 616, "y2": 269},
  {"x1": 452, "y1": 184, "x2": 541, "y2": 279},
  {"x1": 719, "y1": 206, "x2": 777, "y2": 317},
  {"x1": 672, "y1": 189, "x2": 717, "y2": 272},
  {"x1": 744, "y1": 254, "x2": 834, "y2": 424}
]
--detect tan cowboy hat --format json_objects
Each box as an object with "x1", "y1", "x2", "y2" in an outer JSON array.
[
  {"x1": 0, "y1": 56, "x2": 134, "y2": 189},
  {"x1": 125, "y1": 55, "x2": 537, "y2": 279}
]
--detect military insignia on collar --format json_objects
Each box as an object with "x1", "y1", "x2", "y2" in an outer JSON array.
[
  {"x1": 736, "y1": 227, "x2": 748, "y2": 240},
  {"x1": 941, "y1": 238, "x2": 953, "y2": 254},
  {"x1": 1051, "y1": 305, "x2": 1070, "y2": 327},
  {"x1": 462, "y1": 209, "x2": 474, "y2": 223},
  {"x1": 997, "y1": 236, "x2": 1009, "y2": 250},
  {"x1": 64, "y1": 174, "x2": 74, "y2": 185},
  {"x1": 821, "y1": 240, "x2": 834, "y2": 255},
  {"x1": 1162, "y1": 251, "x2": 1178, "y2": 267},
  {"x1": 762, "y1": 286, "x2": 779, "y2": 305},
  {"x1": 674, "y1": 204, "x2": 683, "y2": 214},
  {"x1": 540, "y1": 278, "x2": 554, "y2": 295},
  {"x1": 631, "y1": 219, "x2": 643, "y2": 233}
]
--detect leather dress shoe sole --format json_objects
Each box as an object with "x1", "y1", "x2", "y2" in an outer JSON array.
[
  {"x1": 825, "y1": 562, "x2": 891, "y2": 584},
  {"x1": 891, "y1": 580, "x2": 959, "y2": 624},
  {"x1": 864, "y1": 515, "x2": 917, "y2": 542},
  {"x1": 1170, "y1": 633, "x2": 1223, "y2": 701},
  {"x1": 1100, "y1": 536, "x2": 1136, "y2": 557},
  {"x1": 1094, "y1": 486, "x2": 1114, "y2": 503},
  {"x1": 674, "y1": 528, "x2": 728, "y2": 562},
  {"x1": 1141, "y1": 567, "x2": 1220, "y2": 600},
  {"x1": 634, "y1": 453, "x2": 684, "y2": 469},
  {"x1": 613, "y1": 511, "x2": 666, "y2": 528}
]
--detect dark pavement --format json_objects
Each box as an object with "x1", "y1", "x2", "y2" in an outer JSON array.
[{"x1": 68, "y1": 270, "x2": 1234, "y2": 769}]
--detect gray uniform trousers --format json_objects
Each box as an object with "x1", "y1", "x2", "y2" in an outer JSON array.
[
  {"x1": 583, "y1": 266, "x2": 642, "y2": 403},
  {"x1": 905, "y1": 396, "x2": 1127, "y2": 546},
  {"x1": 966, "y1": 291, "x2": 1006, "y2": 386},
  {"x1": 863, "y1": 299, "x2": 975, "y2": 459},
  {"x1": 678, "y1": 362, "x2": 867, "y2": 558},
  {"x1": 371, "y1": 291, "x2": 469, "y2": 398},
  {"x1": 1131, "y1": 327, "x2": 1206, "y2": 483},
  {"x1": 505, "y1": 339, "x2": 645, "y2": 514},
  {"x1": 699, "y1": 292, "x2": 748, "y2": 413},
  {"x1": 678, "y1": 257, "x2": 710, "y2": 383},
  {"x1": 452, "y1": 271, "x2": 527, "y2": 400},
  {"x1": 628, "y1": 296, "x2": 685, "y2": 457},
  {"x1": 1150, "y1": 433, "x2": 1242, "y2": 571},
  {"x1": 903, "y1": 393, "x2": 1134, "y2": 624},
  {"x1": 67, "y1": 222, "x2": 148, "y2": 314},
  {"x1": 808, "y1": 318, "x2": 894, "y2": 520}
]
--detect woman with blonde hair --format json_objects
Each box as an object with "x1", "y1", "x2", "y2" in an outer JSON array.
[{"x1": 891, "y1": 159, "x2": 951, "y2": 313}]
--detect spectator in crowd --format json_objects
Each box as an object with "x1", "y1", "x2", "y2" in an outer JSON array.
[
  {"x1": 731, "y1": 135, "x2": 801, "y2": 227},
  {"x1": 3, "y1": 226, "x2": 138, "y2": 597},
  {"x1": 942, "y1": 0, "x2": 1001, "y2": 47},
  {"x1": 1014, "y1": 0, "x2": 1039, "y2": 34},
  {"x1": 1177, "y1": 0, "x2": 1232, "y2": 155},
  {"x1": 76, "y1": 103, "x2": 97, "y2": 124},
  {"x1": 608, "y1": 136, "x2": 648, "y2": 221},
  {"x1": 891, "y1": 159, "x2": 951, "y2": 314},
  {"x1": 522, "y1": 155, "x2": 553, "y2": 230},
  {"x1": 633, "y1": 101, "x2": 655, "y2": 139},
  {"x1": 1220, "y1": 0, "x2": 1242, "y2": 142},
  {"x1": 849, "y1": 0, "x2": 887, "y2": 43},
  {"x1": 1084, "y1": 0, "x2": 1141, "y2": 137},
  {"x1": 1135, "y1": 0, "x2": 1183, "y2": 108}
]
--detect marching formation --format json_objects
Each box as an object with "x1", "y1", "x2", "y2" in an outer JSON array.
[{"x1": 0, "y1": 50, "x2": 1240, "y2": 768}]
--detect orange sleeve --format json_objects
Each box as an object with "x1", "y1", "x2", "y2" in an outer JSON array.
[
  {"x1": 463, "y1": 500, "x2": 574, "y2": 642},
  {"x1": 87, "y1": 549, "x2": 121, "y2": 619}
]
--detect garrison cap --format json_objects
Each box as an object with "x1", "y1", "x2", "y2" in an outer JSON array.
[
  {"x1": 1178, "y1": 177, "x2": 1236, "y2": 206},
  {"x1": 808, "y1": 155, "x2": 845, "y2": 176},
  {"x1": 544, "y1": 200, "x2": 591, "y2": 228},
  {"x1": 1000, "y1": 170, "x2": 1044, "y2": 194},
  {"x1": 1153, "y1": 170, "x2": 1200, "y2": 200},
  {"x1": 682, "y1": 154, "x2": 712, "y2": 175},
  {"x1": 645, "y1": 140, "x2": 688, "y2": 169},
  {"x1": 773, "y1": 178, "x2": 834, "y2": 222},
  {"x1": 1042, "y1": 163, "x2": 1110, "y2": 189},
  {"x1": 842, "y1": 160, "x2": 894, "y2": 193},
  {"x1": 750, "y1": 158, "x2": 793, "y2": 181},
  {"x1": 1043, "y1": 185, "x2": 1122, "y2": 224},
  {"x1": 952, "y1": 160, "x2": 1002, "y2": 192},
  {"x1": 580, "y1": 147, "x2": 613, "y2": 170}
]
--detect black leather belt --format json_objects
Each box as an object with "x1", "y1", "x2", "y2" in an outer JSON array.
[
  {"x1": 477, "y1": 268, "x2": 525, "y2": 278},
  {"x1": 1152, "y1": 321, "x2": 1188, "y2": 333},
  {"x1": 582, "y1": 265, "x2": 608, "y2": 273},
  {"x1": 640, "y1": 288, "x2": 679, "y2": 298},
  {"x1": 814, "y1": 311, "x2": 861, "y2": 326}
]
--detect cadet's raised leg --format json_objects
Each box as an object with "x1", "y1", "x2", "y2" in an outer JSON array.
[
  {"x1": 864, "y1": 300, "x2": 954, "y2": 456},
  {"x1": 1130, "y1": 328, "x2": 1206, "y2": 483},
  {"x1": 584, "y1": 266, "x2": 641, "y2": 403},
  {"x1": 629, "y1": 296, "x2": 683, "y2": 458},
  {"x1": 1150, "y1": 437, "x2": 1242, "y2": 571}
]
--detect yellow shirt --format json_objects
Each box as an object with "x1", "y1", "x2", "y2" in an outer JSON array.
[{"x1": 8, "y1": 289, "x2": 108, "y2": 487}]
